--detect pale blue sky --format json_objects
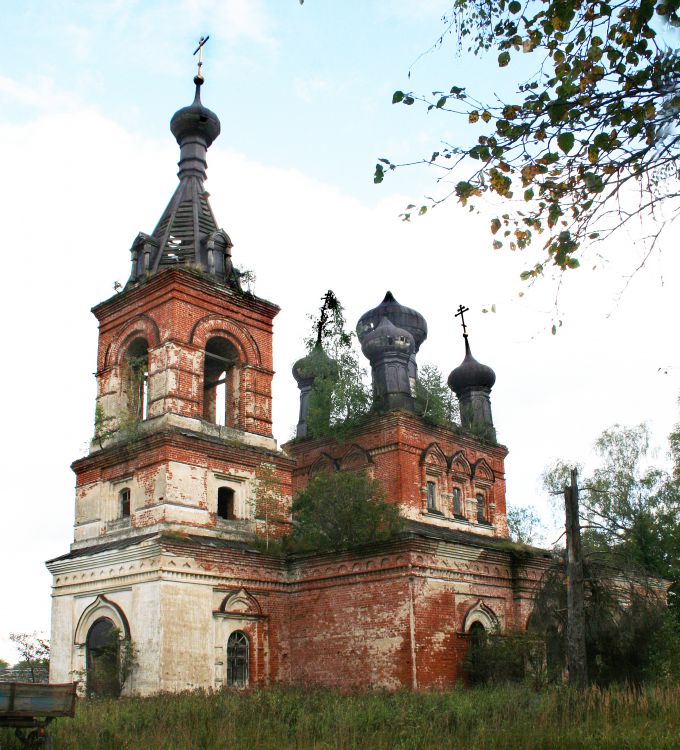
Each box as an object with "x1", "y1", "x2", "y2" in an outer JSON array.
[
  {"x1": 0, "y1": 1, "x2": 678, "y2": 662},
  {"x1": 1, "y1": 0, "x2": 531, "y2": 204}
]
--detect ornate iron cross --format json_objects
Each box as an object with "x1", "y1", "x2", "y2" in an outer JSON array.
[
  {"x1": 455, "y1": 304, "x2": 470, "y2": 337},
  {"x1": 193, "y1": 35, "x2": 210, "y2": 79}
]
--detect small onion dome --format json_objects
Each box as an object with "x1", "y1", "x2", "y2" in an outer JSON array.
[
  {"x1": 170, "y1": 79, "x2": 221, "y2": 148},
  {"x1": 361, "y1": 316, "x2": 415, "y2": 362},
  {"x1": 356, "y1": 291, "x2": 427, "y2": 351},
  {"x1": 448, "y1": 339, "x2": 496, "y2": 394},
  {"x1": 292, "y1": 343, "x2": 337, "y2": 385}
]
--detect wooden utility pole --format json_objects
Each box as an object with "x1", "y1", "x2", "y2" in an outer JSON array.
[{"x1": 565, "y1": 467, "x2": 588, "y2": 688}]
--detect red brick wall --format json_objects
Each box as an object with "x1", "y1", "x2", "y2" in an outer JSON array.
[
  {"x1": 165, "y1": 537, "x2": 551, "y2": 691},
  {"x1": 285, "y1": 412, "x2": 509, "y2": 538},
  {"x1": 93, "y1": 268, "x2": 278, "y2": 437}
]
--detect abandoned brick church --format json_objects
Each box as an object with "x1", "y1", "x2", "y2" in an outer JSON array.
[{"x1": 46, "y1": 71, "x2": 550, "y2": 695}]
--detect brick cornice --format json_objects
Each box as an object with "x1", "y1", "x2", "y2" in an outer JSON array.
[
  {"x1": 72, "y1": 427, "x2": 295, "y2": 477},
  {"x1": 92, "y1": 267, "x2": 280, "y2": 323},
  {"x1": 284, "y1": 410, "x2": 509, "y2": 462}
]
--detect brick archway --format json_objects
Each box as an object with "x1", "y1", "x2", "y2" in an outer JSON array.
[
  {"x1": 190, "y1": 315, "x2": 261, "y2": 366},
  {"x1": 105, "y1": 315, "x2": 161, "y2": 369}
]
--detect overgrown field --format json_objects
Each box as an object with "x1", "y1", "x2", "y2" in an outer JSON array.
[{"x1": 2, "y1": 683, "x2": 680, "y2": 750}]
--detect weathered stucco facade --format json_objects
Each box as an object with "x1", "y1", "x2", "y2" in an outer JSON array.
[{"x1": 47, "y1": 74, "x2": 551, "y2": 696}]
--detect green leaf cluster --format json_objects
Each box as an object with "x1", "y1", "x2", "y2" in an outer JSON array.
[
  {"x1": 530, "y1": 554, "x2": 680, "y2": 685},
  {"x1": 382, "y1": 0, "x2": 680, "y2": 278},
  {"x1": 543, "y1": 418, "x2": 680, "y2": 621},
  {"x1": 303, "y1": 295, "x2": 372, "y2": 441},
  {"x1": 290, "y1": 470, "x2": 403, "y2": 552},
  {"x1": 414, "y1": 363, "x2": 460, "y2": 428},
  {"x1": 507, "y1": 505, "x2": 546, "y2": 545}
]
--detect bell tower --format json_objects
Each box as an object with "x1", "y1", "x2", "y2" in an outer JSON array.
[{"x1": 70, "y1": 69, "x2": 292, "y2": 551}]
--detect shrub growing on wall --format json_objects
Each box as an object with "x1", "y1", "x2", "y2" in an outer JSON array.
[{"x1": 291, "y1": 470, "x2": 403, "y2": 552}]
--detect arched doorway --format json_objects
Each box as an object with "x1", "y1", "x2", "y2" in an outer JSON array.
[
  {"x1": 467, "y1": 621, "x2": 487, "y2": 686},
  {"x1": 86, "y1": 618, "x2": 120, "y2": 697},
  {"x1": 226, "y1": 631, "x2": 249, "y2": 688}
]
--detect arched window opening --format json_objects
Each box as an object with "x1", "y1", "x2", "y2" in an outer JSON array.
[
  {"x1": 217, "y1": 487, "x2": 235, "y2": 520},
  {"x1": 126, "y1": 338, "x2": 149, "y2": 421},
  {"x1": 120, "y1": 488, "x2": 131, "y2": 518},
  {"x1": 86, "y1": 618, "x2": 120, "y2": 697},
  {"x1": 476, "y1": 493, "x2": 486, "y2": 524},
  {"x1": 452, "y1": 487, "x2": 463, "y2": 518},
  {"x1": 204, "y1": 337, "x2": 239, "y2": 426},
  {"x1": 227, "y1": 631, "x2": 249, "y2": 688}
]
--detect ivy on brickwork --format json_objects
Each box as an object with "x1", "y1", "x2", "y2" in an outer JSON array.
[{"x1": 94, "y1": 403, "x2": 143, "y2": 449}]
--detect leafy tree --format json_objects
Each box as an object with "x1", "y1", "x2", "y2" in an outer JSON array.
[
  {"x1": 542, "y1": 422, "x2": 680, "y2": 614},
  {"x1": 529, "y1": 554, "x2": 678, "y2": 685},
  {"x1": 377, "y1": 0, "x2": 680, "y2": 280},
  {"x1": 0, "y1": 658, "x2": 8, "y2": 670},
  {"x1": 507, "y1": 504, "x2": 546, "y2": 545},
  {"x1": 304, "y1": 293, "x2": 372, "y2": 440},
  {"x1": 9, "y1": 632, "x2": 49, "y2": 683},
  {"x1": 415, "y1": 363, "x2": 461, "y2": 427},
  {"x1": 291, "y1": 470, "x2": 403, "y2": 552}
]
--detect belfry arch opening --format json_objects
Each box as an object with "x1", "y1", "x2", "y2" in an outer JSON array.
[
  {"x1": 125, "y1": 337, "x2": 149, "y2": 421},
  {"x1": 204, "y1": 337, "x2": 239, "y2": 427}
]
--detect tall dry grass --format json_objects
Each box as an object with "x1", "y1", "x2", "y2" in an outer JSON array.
[{"x1": 1, "y1": 683, "x2": 679, "y2": 750}]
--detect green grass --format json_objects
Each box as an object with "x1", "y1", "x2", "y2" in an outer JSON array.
[{"x1": 2, "y1": 683, "x2": 680, "y2": 750}]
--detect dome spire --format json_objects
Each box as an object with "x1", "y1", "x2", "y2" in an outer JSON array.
[
  {"x1": 448, "y1": 305, "x2": 497, "y2": 440},
  {"x1": 126, "y1": 38, "x2": 241, "y2": 290}
]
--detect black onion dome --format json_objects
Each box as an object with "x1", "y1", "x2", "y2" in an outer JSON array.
[
  {"x1": 448, "y1": 339, "x2": 496, "y2": 394},
  {"x1": 356, "y1": 291, "x2": 427, "y2": 351},
  {"x1": 170, "y1": 79, "x2": 221, "y2": 148},
  {"x1": 361, "y1": 316, "x2": 415, "y2": 362},
  {"x1": 292, "y1": 343, "x2": 337, "y2": 385}
]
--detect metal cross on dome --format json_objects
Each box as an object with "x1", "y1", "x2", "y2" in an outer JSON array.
[
  {"x1": 455, "y1": 304, "x2": 470, "y2": 338},
  {"x1": 193, "y1": 35, "x2": 210, "y2": 81}
]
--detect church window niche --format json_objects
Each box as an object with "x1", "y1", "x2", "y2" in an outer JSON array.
[
  {"x1": 452, "y1": 487, "x2": 463, "y2": 518},
  {"x1": 476, "y1": 493, "x2": 487, "y2": 524},
  {"x1": 227, "y1": 631, "x2": 249, "y2": 688},
  {"x1": 120, "y1": 488, "x2": 131, "y2": 518},
  {"x1": 217, "y1": 486, "x2": 236, "y2": 520},
  {"x1": 86, "y1": 618, "x2": 120, "y2": 697},
  {"x1": 125, "y1": 338, "x2": 149, "y2": 421},
  {"x1": 426, "y1": 480, "x2": 438, "y2": 513},
  {"x1": 203, "y1": 337, "x2": 239, "y2": 427}
]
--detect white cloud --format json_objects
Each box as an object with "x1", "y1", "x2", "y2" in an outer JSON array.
[
  {"x1": 183, "y1": 0, "x2": 275, "y2": 46},
  {"x1": 0, "y1": 75, "x2": 81, "y2": 111},
  {"x1": 63, "y1": 24, "x2": 93, "y2": 64},
  {"x1": 293, "y1": 74, "x2": 330, "y2": 103}
]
